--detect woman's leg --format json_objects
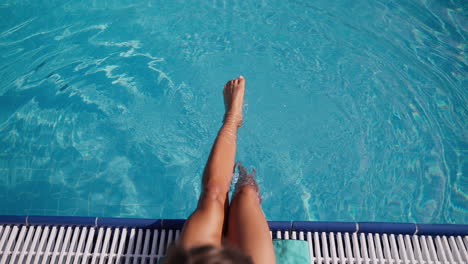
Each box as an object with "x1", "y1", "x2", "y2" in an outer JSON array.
[
  {"x1": 227, "y1": 164, "x2": 276, "y2": 264},
  {"x1": 179, "y1": 77, "x2": 245, "y2": 248}
]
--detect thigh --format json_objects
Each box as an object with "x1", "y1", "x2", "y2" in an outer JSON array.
[
  {"x1": 227, "y1": 187, "x2": 276, "y2": 264},
  {"x1": 179, "y1": 191, "x2": 227, "y2": 248}
]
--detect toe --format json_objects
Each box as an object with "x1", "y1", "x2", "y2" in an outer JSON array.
[{"x1": 238, "y1": 76, "x2": 245, "y2": 86}]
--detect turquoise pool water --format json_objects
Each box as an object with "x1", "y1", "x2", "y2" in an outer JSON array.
[{"x1": 0, "y1": 0, "x2": 466, "y2": 224}]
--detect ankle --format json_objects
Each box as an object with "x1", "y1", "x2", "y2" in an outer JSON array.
[{"x1": 223, "y1": 112, "x2": 243, "y2": 127}]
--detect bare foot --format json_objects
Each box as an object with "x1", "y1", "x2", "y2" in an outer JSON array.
[
  {"x1": 234, "y1": 162, "x2": 261, "y2": 203},
  {"x1": 223, "y1": 76, "x2": 245, "y2": 127}
]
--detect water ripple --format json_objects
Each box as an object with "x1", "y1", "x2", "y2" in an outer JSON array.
[{"x1": 0, "y1": 0, "x2": 466, "y2": 222}]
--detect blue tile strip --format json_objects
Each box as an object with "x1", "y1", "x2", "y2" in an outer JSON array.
[
  {"x1": 358, "y1": 222, "x2": 416, "y2": 235},
  {"x1": 0, "y1": 215, "x2": 466, "y2": 236},
  {"x1": 28, "y1": 216, "x2": 96, "y2": 226},
  {"x1": 293, "y1": 221, "x2": 356, "y2": 233},
  {"x1": 162, "y1": 219, "x2": 186, "y2": 229},
  {"x1": 268, "y1": 221, "x2": 292, "y2": 231},
  {"x1": 0, "y1": 215, "x2": 27, "y2": 224},
  {"x1": 418, "y1": 224, "x2": 468, "y2": 236},
  {"x1": 97, "y1": 217, "x2": 162, "y2": 228}
]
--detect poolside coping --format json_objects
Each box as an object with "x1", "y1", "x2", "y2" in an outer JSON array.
[{"x1": 0, "y1": 215, "x2": 466, "y2": 236}]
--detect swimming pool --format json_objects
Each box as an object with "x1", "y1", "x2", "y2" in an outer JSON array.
[{"x1": 0, "y1": 0, "x2": 466, "y2": 224}]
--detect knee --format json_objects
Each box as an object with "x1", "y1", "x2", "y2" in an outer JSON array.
[
  {"x1": 234, "y1": 185, "x2": 261, "y2": 202},
  {"x1": 200, "y1": 184, "x2": 227, "y2": 207}
]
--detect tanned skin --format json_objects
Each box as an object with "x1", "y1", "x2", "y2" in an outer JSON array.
[{"x1": 179, "y1": 76, "x2": 276, "y2": 264}]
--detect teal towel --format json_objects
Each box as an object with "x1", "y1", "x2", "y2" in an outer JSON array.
[{"x1": 273, "y1": 239, "x2": 310, "y2": 264}]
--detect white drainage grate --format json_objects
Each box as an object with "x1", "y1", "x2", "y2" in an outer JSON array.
[
  {"x1": 0, "y1": 224, "x2": 467, "y2": 263},
  {"x1": 273, "y1": 230, "x2": 468, "y2": 264},
  {"x1": 0, "y1": 225, "x2": 179, "y2": 264}
]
